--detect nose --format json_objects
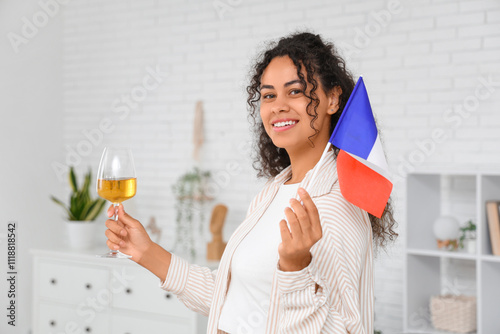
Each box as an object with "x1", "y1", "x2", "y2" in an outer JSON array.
[{"x1": 270, "y1": 95, "x2": 290, "y2": 114}]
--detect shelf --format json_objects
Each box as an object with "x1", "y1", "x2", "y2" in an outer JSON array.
[
  {"x1": 405, "y1": 172, "x2": 500, "y2": 334},
  {"x1": 407, "y1": 248, "x2": 477, "y2": 260},
  {"x1": 481, "y1": 254, "x2": 500, "y2": 263},
  {"x1": 481, "y1": 261, "x2": 500, "y2": 333},
  {"x1": 479, "y1": 175, "x2": 500, "y2": 256}
]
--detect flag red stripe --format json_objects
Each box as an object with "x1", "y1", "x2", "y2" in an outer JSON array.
[{"x1": 337, "y1": 150, "x2": 393, "y2": 218}]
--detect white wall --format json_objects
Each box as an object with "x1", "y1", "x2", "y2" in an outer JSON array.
[
  {"x1": 2, "y1": 0, "x2": 500, "y2": 333},
  {"x1": 58, "y1": 1, "x2": 500, "y2": 332},
  {"x1": 59, "y1": 0, "x2": 500, "y2": 332},
  {"x1": 0, "y1": 0, "x2": 64, "y2": 333}
]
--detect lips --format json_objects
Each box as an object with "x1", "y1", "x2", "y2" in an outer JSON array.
[{"x1": 271, "y1": 118, "x2": 299, "y2": 132}]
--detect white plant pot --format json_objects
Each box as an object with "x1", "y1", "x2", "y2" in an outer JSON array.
[
  {"x1": 466, "y1": 239, "x2": 476, "y2": 254},
  {"x1": 66, "y1": 221, "x2": 97, "y2": 250}
]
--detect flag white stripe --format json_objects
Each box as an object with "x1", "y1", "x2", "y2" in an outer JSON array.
[{"x1": 366, "y1": 134, "x2": 389, "y2": 173}]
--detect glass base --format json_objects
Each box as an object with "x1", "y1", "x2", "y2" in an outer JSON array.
[{"x1": 96, "y1": 250, "x2": 132, "y2": 259}]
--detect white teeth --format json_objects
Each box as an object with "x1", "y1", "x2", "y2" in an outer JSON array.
[{"x1": 273, "y1": 120, "x2": 297, "y2": 128}]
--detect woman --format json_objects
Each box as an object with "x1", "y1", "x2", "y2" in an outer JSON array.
[{"x1": 104, "y1": 31, "x2": 397, "y2": 333}]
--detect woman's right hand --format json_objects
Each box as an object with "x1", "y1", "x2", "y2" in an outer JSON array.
[{"x1": 105, "y1": 204, "x2": 153, "y2": 263}]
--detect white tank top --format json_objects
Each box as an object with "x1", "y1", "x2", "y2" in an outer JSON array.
[{"x1": 218, "y1": 182, "x2": 300, "y2": 334}]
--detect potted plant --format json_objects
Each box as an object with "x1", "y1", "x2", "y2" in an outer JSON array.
[
  {"x1": 51, "y1": 166, "x2": 106, "y2": 249},
  {"x1": 458, "y1": 220, "x2": 476, "y2": 254},
  {"x1": 171, "y1": 167, "x2": 212, "y2": 260}
]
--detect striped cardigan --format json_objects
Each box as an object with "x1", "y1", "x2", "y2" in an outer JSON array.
[{"x1": 161, "y1": 149, "x2": 374, "y2": 333}]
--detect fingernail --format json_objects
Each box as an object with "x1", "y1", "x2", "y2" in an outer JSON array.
[
  {"x1": 298, "y1": 188, "x2": 305, "y2": 194},
  {"x1": 120, "y1": 230, "x2": 126, "y2": 236}
]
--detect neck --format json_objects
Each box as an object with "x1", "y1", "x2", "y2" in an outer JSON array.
[{"x1": 284, "y1": 137, "x2": 330, "y2": 185}]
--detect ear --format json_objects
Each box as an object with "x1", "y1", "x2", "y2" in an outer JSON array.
[{"x1": 327, "y1": 86, "x2": 342, "y2": 115}]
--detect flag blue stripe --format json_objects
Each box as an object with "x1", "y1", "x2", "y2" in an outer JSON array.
[{"x1": 329, "y1": 77, "x2": 378, "y2": 160}]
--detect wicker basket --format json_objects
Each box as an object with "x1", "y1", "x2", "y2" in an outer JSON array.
[{"x1": 430, "y1": 295, "x2": 476, "y2": 333}]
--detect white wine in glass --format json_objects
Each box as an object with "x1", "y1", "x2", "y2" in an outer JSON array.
[{"x1": 96, "y1": 147, "x2": 137, "y2": 258}]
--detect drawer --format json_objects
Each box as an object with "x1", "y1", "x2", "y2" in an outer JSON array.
[
  {"x1": 39, "y1": 260, "x2": 109, "y2": 304},
  {"x1": 111, "y1": 265, "x2": 192, "y2": 318},
  {"x1": 111, "y1": 314, "x2": 192, "y2": 334},
  {"x1": 38, "y1": 302, "x2": 109, "y2": 333}
]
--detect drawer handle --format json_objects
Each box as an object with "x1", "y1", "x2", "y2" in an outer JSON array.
[
  {"x1": 85, "y1": 326, "x2": 92, "y2": 332},
  {"x1": 49, "y1": 320, "x2": 56, "y2": 327},
  {"x1": 165, "y1": 293, "x2": 172, "y2": 299},
  {"x1": 50, "y1": 278, "x2": 57, "y2": 285},
  {"x1": 125, "y1": 288, "x2": 132, "y2": 294},
  {"x1": 85, "y1": 283, "x2": 92, "y2": 290}
]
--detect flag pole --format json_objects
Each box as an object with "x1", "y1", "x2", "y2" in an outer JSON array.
[
  {"x1": 292, "y1": 140, "x2": 332, "y2": 215},
  {"x1": 304, "y1": 141, "x2": 332, "y2": 192}
]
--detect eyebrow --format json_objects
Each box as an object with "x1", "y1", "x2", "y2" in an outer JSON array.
[{"x1": 260, "y1": 79, "x2": 301, "y2": 90}]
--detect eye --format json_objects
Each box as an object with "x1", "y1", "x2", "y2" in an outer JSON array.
[
  {"x1": 290, "y1": 89, "x2": 303, "y2": 95},
  {"x1": 262, "y1": 93, "x2": 275, "y2": 100}
]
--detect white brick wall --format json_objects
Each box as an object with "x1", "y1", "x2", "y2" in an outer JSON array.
[{"x1": 58, "y1": 0, "x2": 500, "y2": 333}]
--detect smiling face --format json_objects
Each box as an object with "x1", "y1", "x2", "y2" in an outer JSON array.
[{"x1": 259, "y1": 56, "x2": 340, "y2": 156}]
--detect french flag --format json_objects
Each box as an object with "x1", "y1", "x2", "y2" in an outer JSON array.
[{"x1": 329, "y1": 77, "x2": 392, "y2": 218}]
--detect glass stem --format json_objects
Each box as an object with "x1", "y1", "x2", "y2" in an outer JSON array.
[
  {"x1": 113, "y1": 202, "x2": 119, "y2": 221},
  {"x1": 109, "y1": 202, "x2": 120, "y2": 255}
]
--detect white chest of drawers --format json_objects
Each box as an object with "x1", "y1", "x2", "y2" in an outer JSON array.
[{"x1": 31, "y1": 248, "x2": 215, "y2": 334}]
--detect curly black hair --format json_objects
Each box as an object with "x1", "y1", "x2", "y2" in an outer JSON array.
[{"x1": 246, "y1": 31, "x2": 397, "y2": 248}]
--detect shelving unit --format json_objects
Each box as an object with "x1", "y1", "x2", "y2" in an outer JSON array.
[{"x1": 404, "y1": 172, "x2": 500, "y2": 334}]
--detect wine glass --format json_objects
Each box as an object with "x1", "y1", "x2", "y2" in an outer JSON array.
[{"x1": 96, "y1": 147, "x2": 137, "y2": 258}]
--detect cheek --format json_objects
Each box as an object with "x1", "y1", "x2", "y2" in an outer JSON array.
[
  {"x1": 259, "y1": 108, "x2": 270, "y2": 131},
  {"x1": 291, "y1": 98, "x2": 309, "y2": 113},
  {"x1": 260, "y1": 104, "x2": 273, "y2": 120}
]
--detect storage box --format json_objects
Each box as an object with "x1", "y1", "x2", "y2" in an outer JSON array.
[{"x1": 430, "y1": 295, "x2": 476, "y2": 333}]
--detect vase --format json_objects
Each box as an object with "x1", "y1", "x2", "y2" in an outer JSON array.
[
  {"x1": 433, "y1": 216, "x2": 460, "y2": 240},
  {"x1": 466, "y1": 238, "x2": 476, "y2": 254},
  {"x1": 66, "y1": 221, "x2": 97, "y2": 249}
]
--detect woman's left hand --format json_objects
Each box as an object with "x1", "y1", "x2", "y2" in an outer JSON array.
[{"x1": 278, "y1": 187, "x2": 323, "y2": 272}]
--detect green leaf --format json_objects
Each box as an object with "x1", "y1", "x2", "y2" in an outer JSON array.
[
  {"x1": 86, "y1": 199, "x2": 107, "y2": 221},
  {"x1": 76, "y1": 187, "x2": 90, "y2": 206},
  {"x1": 50, "y1": 195, "x2": 66, "y2": 208},
  {"x1": 70, "y1": 193, "x2": 84, "y2": 220},
  {"x1": 51, "y1": 166, "x2": 106, "y2": 221},
  {"x1": 80, "y1": 197, "x2": 105, "y2": 221},
  {"x1": 50, "y1": 196, "x2": 75, "y2": 220},
  {"x1": 77, "y1": 196, "x2": 87, "y2": 220},
  {"x1": 69, "y1": 166, "x2": 78, "y2": 192},
  {"x1": 82, "y1": 169, "x2": 91, "y2": 194},
  {"x1": 80, "y1": 200, "x2": 96, "y2": 221}
]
